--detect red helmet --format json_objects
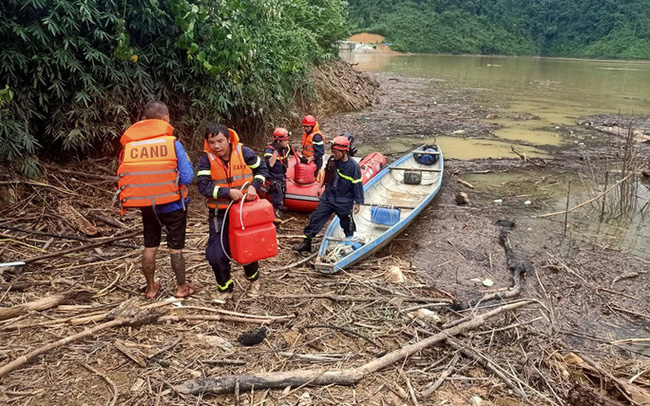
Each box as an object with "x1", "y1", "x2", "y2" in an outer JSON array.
[
  {"x1": 273, "y1": 127, "x2": 289, "y2": 140},
  {"x1": 302, "y1": 115, "x2": 316, "y2": 126},
  {"x1": 331, "y1": 136, "x2": 350, "y2": 151}
]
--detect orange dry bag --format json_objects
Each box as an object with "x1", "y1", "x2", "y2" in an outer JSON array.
[{"x1": 228, "y1": 198, "x2": 278, "y2": 263}]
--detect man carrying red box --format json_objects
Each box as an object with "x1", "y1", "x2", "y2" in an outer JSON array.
[{"x1": 196, "y1": 123, "x2": 269, "y2": 300}]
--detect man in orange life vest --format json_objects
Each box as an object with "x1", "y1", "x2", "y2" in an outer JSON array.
[
  {"x1": 196, "y1": 123, "x2": 269, "y2": 299},
  {"x1": 300, "y1": 115, "x2": 325, "y2": 177},
  {"x1": 293, "y1": 136, "x2": 363, "y2": 253},
  {"x1": 115, "y1": 101, "x2": 194, "y2": 299}
]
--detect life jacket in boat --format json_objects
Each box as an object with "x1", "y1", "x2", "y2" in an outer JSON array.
[
  {"x1": 115, "y1": 119, "x2": 187, "y2": 215},
  {"x1": 205, "y1": 129, "x2": 254, "y2": 210},
  {"x1": 301, "y1": 122, "x2": 324, "y2": 158}
]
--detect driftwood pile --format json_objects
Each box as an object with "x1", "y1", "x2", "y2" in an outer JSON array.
[{"x1": 0, "y1": 159, "x2": 649, "y2": 405}]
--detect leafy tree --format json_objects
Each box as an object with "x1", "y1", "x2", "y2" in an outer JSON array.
[
  {"x1": 0, "y1": 0, "x2": 348, "y2": 176},
  {"x1": 347, "y1": 0, "x2": 650, "y2": 59}
]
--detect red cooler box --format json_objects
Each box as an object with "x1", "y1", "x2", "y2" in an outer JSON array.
[{"x1": 229, "y1": 198, "x2": 278, "y2": 264}]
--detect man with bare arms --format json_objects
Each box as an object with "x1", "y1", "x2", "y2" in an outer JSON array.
[{"x1": 115, "y1": 101, "x2": 194, "y2": 299}]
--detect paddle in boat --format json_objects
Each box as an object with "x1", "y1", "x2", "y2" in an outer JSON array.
[{"x1": 314, "y1": 145, "x2": 443, "y2": 273}]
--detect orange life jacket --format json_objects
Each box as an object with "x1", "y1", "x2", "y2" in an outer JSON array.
[
  {"x1": 115, "y1": 119, "x2": 187, "y2": 215},
  {"x1": 205, "y1": 129, "x2": 254, "y2": 210},
  {"x1": 301, "y1": 122, "x2": 323, "y2": 158}
]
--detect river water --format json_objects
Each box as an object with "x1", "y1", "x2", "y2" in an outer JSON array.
[
  {"x1": 340, "y1": 51, "x2": 650, "y2": 259},
  {"x1": 340, "y1": 52, "x2": 650, "y2": 159}
]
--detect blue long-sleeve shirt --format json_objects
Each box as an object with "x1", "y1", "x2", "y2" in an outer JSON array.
[
  {"x1": 263, "y1": 143, "x2": 294, "y2": 181},
  {"x1": 196, "y1": 144, "x2": 269, "y2": 204},
  {"x1": 312, "y1": 133, "x2": 324, "y2": 162},
  {"x1": 323, "y1": 158, "x2": 364, "y2": 205},
  {"x1": 155, "y1": 140, "x2": 193, "y2": 213}
]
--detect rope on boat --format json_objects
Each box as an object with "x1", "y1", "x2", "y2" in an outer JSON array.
[{"x1": 322, "y1": 235, "x2": 369, "y2": 263}]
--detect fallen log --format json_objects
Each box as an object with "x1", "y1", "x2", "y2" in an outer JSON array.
[
  {"x1": 0, "y1": 299, "x2": 161, "y2": 379},
  {"x1": 455, "y1": 177, "x2": 475, "y2": 189},
  {"x1": 420, "y1": 354, "x2": 459, "y2": 397},
  {"x1": 160, "y1": 314, "x2": 293, "y2": 325},
  {"x1": 0, "y1": 230, "x2": 139, "y2": 267},
  {"x1": 0, "y1": 225, "x2": 136, "y2": 248},
  {"x1": 453, "y1": 220, "x2": 531, "y2": 310},
  {"x1": 573, "y1": 351, "x2": 650, "y2": 406},
  {"x1": 266, "y1": 293, "x2": 452, "y2": 304},
  {"x1": 88, "y1": 213, "x2": 126, "y2": 229},
  {"x1": 175, "y1": 300, "x2": 534, "y2": 395},
  {"x1": 80, "y1": 362, "x2": 118, "y2": 406},
  {"x1": 57, "y1": 201, "x2": 99, "y2": 236},
  {"x1": 267, "y1": 252, "x2": 317, "y2": 272},
  {"x1": 44, "y1": 165, "x2": 118, "y2": 182},
  {"x1": 511, "y1": 146, "x2": 546, "y2": 168},
  {"x1": 0, "y1": 290, "x2": 93, "y2": 321}
]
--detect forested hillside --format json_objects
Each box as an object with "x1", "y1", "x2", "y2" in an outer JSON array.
[
  {"x1": 347, "y1": 0, "x2": 650, "y2": 59},
  {"x1": 0, "y1": 0, "x2": 346, "y2": 175}
]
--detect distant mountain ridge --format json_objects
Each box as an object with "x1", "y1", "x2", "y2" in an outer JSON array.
[{"x1": 346, "y1": 0, "x2": 650, "y2": 59}]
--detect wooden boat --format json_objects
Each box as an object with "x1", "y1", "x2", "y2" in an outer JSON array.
[
  {"x1": 314, "y1": 145, "x2": 443, "y2": 273},
  {"x1": 284, "y1": 152, "x2": 386, "y2": 212}
]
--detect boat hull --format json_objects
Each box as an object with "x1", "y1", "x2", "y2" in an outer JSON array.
[{"x1": 315, "y1": 145, "x2": 443, "y2": 273}]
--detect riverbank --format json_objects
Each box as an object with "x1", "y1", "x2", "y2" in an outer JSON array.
[
  {"x1": 320, "y1": 71, "x2": 650, "y2": 403},
  {"x1": 0, "y1": 65, "x2": 648, "y2": 405}
]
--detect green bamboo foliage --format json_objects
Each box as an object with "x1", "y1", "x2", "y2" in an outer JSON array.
[{"x1": 0, "y1": 0, "x2": 347, "y2": 176}]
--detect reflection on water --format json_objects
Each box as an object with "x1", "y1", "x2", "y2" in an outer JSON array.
[
  {"x1": 489, "y1": 126, "x2": 562, "y2": 146},
  {"x1": 461, "y1": 170, "x2": 650, "y2": 259},
  {"x1": 357, "y1": 136, "x2": 549, "y2": 159},
  {"x1": 342, "y1": 52, "x2": 650, "y2": 157}
]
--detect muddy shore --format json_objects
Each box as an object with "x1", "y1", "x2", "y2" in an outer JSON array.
[
  {"x1": 0, "y1": 67, "x2": 648, "y2": 405},
  {"x1": 322, "y1": 68, "x2": 650, "y2": 336}
]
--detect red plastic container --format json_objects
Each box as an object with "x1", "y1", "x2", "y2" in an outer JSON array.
[
  {"x1": 359, "y1": 152, "x2": 386, "y2": 183},
  {"x1": 284, "y1": 152, "x2": 386, "y2": 213},
  {"x1": 229, "y1": 199, "x2": 278, "y2": 264},
  {"x1": 294, "y1": 162, "x2": 316, "y2": 184}
]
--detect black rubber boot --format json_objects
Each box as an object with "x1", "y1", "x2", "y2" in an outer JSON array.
[{"x1": 292, "y1": 238, "x2": 311, "y2": 253}]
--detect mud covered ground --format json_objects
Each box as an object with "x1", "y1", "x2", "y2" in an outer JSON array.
[
  {"x1": 322, "y1": 72, "x2": 650, "y2": 345},
  {"x1": 321, "y1": 72, "x2": 650, "y2": 400},
  {"x1": 0, "y1": 68, "x2": 649, "y2": 406}
]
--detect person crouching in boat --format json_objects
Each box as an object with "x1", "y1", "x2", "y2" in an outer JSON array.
[
  {"x1": 293, "y1": 136, "x2": 363, "y2": 253},
  {"x1": 300, "y1": 115, "x2": 325, "y2": 177},
  {"x1": 263, "y1": 127, "x2": 294, "y2": 223},
  {"x1": 196, "y1": 123, "x2": 269, "y2": 300}
]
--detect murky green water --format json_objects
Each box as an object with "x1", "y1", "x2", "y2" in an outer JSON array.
[
  {"x1": 341, "y1": 52, "x2": 650, "y2": 258},
  {"x1": 341, "y1": 52, "x2": 650, "y2": 158},
  {"x1": 356, "y1": 135, "x2": 550, "y2": 159},
  {"x1": 460, "y1": 170, "x2": 650, "y2": 259}
]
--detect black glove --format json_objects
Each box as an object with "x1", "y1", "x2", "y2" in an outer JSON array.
[{"x1": 299, "y1": 156, "x2": 308, "y2": 164}]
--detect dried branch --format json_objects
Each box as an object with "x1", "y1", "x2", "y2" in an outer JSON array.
[
  {"x1": 175, "y1": 300, "x2": 534, "y2": 395},
  {"x1": 0, "y1": 290, "x2": 93, "y2": 321}
]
